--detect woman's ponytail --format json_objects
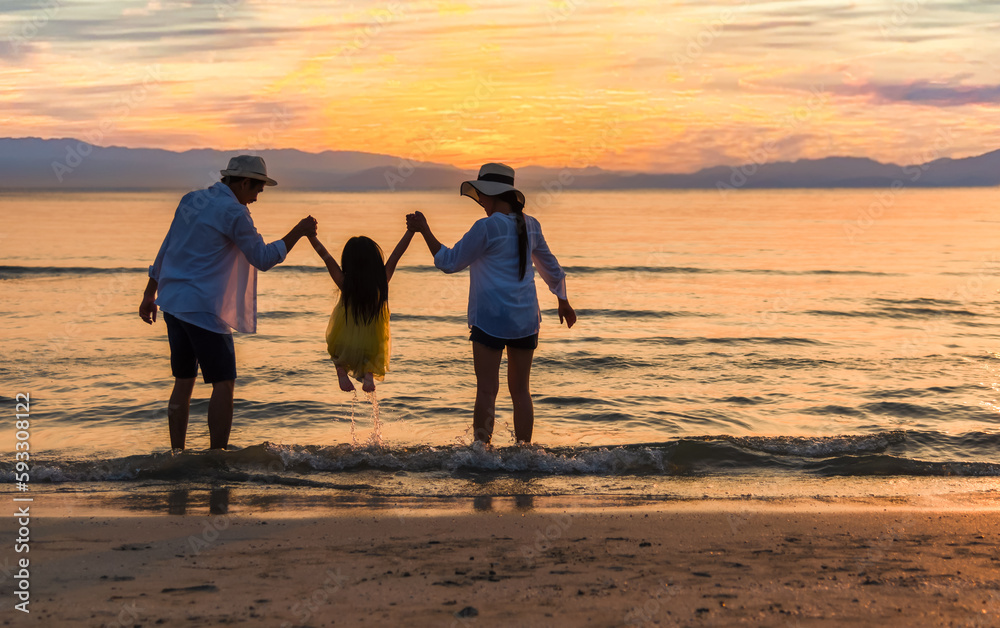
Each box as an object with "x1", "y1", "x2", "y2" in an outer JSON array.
[
  {"x1": 502, "y1": 191, "x2": 528, "y2": 280},
  {"x1": 515, "y1": 208, "x2": 528, "y2": 280}
]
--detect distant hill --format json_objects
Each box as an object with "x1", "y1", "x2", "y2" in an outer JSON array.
[
  {"x1": 0, "y1": 137, "x2": 997, "y2": 191},
  {"x1": 0, "y1": 137, "x2": 463, "y2": 190}
]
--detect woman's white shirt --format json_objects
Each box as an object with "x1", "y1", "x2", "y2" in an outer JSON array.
[{"x1": 434, "y1": 212, "x2": 567, "y2": 339}]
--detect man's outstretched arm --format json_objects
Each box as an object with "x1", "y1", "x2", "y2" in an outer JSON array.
[{"x1": 231, "y1": 215, "x2": 317, "y2": 271}]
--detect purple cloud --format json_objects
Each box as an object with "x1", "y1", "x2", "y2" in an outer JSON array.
[{"x1": 836, "y1": 80, "x2": 1000, "y2": 106}]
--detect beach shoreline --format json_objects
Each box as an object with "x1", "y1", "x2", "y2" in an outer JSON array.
[{"x1": 9, "y1": 488, "x2": 1000, "y2": 626}]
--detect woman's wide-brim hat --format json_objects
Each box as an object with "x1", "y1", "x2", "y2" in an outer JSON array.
[
  {"x1": 460, "y1": 162, "x2": 525, "y2": 207},
  {"x1": 220, "y1": 154, "x2": 277, "y2": 186}
]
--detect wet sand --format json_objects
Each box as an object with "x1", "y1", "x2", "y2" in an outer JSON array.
[{"x1": 8, "y1": 493, "x2": 1000, "y2": 627}]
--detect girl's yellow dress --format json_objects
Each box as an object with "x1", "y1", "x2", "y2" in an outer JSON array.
[{"x1": 326, "y1": 298, "x2": 391, "y2": 381}]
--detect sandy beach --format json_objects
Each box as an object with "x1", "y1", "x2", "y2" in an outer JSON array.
[{"x1": 7, "y1": 491, "x2": 1000, "y2": 627}]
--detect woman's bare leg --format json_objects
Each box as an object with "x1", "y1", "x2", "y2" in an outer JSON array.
[
  {"x1": 336, "y1": 365, "x2": 355, "y2": 392},
  {"x1": 506, "y1": 347, "x2": 535, "y2": 443},
  {"x1": 472, "y1": 341, "x2": 503, "y2": 443},
  {"x1": 362, "y1": 372, "x2": 375, "y2": 393}
]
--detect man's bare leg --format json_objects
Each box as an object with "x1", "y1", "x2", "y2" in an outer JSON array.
[
  {"x1": 336, "y1": 365, "x2": 356, "y2": 392},
  {"x1": 506, "y1": 346, "x2": 535, "y2": 443},
  {"x1": 168, "y1": 377, "x2": 196, "y2": 450},
  {"x1": 472, "y1": 341, "x2": 503, "y2": 444},
  {"x1": 362, "y1": 372, "x2": 375, "y2": 393},
  {"x1": 208, "y1": 379, "x2": 235, "y2": 449}
]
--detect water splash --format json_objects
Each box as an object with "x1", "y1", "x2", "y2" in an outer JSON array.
[
  {"x1": 349, "y1": 391, "x2": 359, "y2": 446},
  {"x1": 500, "y1": 419, "x2": 516, "y2": 444},
  {"x1": 364, "y1": 390, "x2": 383, "y2": 448}
]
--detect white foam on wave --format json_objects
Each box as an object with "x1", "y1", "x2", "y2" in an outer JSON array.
[
  {"x1": 259, "y1": 441, "x2": 670, "y2": 475},
  {"x1": 3, "y1": 431, "x2": 993, "y2": 482}
]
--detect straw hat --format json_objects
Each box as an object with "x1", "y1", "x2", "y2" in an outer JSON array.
[
  {"x1": 220, "y1": 155, "x2": 277, "y2": 186},
  {"x1": 460, "y1": 163, "x2": 525, "y2": 207}
]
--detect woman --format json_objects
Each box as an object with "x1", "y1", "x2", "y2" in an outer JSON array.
[{"x1": 406, "y1": 163, "x2": 576, "y2": 444}]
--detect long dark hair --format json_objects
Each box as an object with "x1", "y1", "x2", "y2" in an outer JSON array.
[
  {"x1": 499, "y1": 191, "x2": 528, "y2": 280},
  {"x1": 340, "y1": 236, "x2": 388, "y2": 324}
]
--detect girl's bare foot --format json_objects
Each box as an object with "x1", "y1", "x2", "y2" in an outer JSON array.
[
  {"x1": 362, "y1": 372, "x2": 375, "y2": 393},
  {"x1": 336, "y1": 366, "x2": 355, "y2": 392}
]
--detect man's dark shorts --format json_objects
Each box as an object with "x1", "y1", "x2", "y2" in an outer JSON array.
[
  {"x1": 469, "y1": 326, "x2": 538, "y2": 351},
  {"x1": 163, "y1": 312, "x2": 237, "y2": 383}
]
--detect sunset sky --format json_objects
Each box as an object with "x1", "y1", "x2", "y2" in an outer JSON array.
[{"x1": 2, "y1": 0, "x2": 999, "y2": 172}]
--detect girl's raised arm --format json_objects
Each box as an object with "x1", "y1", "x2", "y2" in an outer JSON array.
[
  {"x1": 385, "y1": 229, "x2": 415, "y2": 283},
  {"x1": 308, "y1": 235, "x2": 344, "y2": 290}
]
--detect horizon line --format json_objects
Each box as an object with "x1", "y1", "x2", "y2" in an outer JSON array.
[{"x1": 5, "y1": 135, "x2": 998, "y2": 176}]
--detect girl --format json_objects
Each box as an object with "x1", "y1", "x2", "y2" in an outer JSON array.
[
  {"x1": 406, "y1": 162, "x2": 576, "y2": 444},
  {"x1": 309, "y1": 229, "x2": 413, "y2": 392}
]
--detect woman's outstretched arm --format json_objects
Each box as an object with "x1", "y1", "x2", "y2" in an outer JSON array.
[
  {"x1": 384, "y1": 229, "x2": 415, "y2": 283},
  {"x1": 308, "y1": 235, "x2": 344, "y2": 290},
  {"x1": 408, "y1": 211, "x2": 488, "y2": 274}
]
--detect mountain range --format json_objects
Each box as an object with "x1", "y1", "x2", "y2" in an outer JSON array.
[{"x1": 1, "y1": 137, "x2": 998, "y2": 191}]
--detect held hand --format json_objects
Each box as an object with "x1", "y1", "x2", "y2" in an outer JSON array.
[
  {"x1": 406, "y1": 211, "x2": 428, "y2": 234},
  {"x1": 281, "y1": 217, "x2": 317, "y2": 254},
  {"x1": 139, "y1": 296, "x2": 157, "y2": 325},
  {"x1": 557, "y1": 299, "x2": 576, "y2": 329},
  {"x1": 408, "y1": 211, "x2": 442, "y2": 256},
  {"x1": 296, "y1": 215, "x2": 318, "y2": 238}
]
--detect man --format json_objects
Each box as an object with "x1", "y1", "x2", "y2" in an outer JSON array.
[{"x1": 139, "y1": 155, "x2": 317, "y2": 450}]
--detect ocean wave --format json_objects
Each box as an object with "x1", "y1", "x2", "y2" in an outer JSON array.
[
  {"x1": 256, "y1": 310, "x2": 309, "y2": 319},
  {"x1": 0, "y1": 264, "x2": 904, "y2": 280},
  {"x1": 561, "y1": 266, "x2": 901, "y2": 277},
  {"x1": 390, "y1": 313, "x2": 469, "y2": 324},
  {"x1": 533, "y1": 355, "x2": 660, "y2": 370},
  {"x1": 6, "y1": 431, "x2": 999, "y2": 483},
  {"x1": 869, "y1": 297, "x2": 964, "y2": 307},
  {"x1": 806, "y1": 455, "x2": 1000, "y2": 477},
  {"x1": 0, "y1": 265, "x2": 142, "y2": 278},
  {"x1": 743, "y1": 357, "x2": 840, "y2": 369},
  {"x1": 641, "y1": 336, "x2": 826, "y2": 346},
  {"x1": 275, "y1": 265, "x2": 339, "y2": 274},
  {"x1": 570, "y1": 308, "x2": 705, "y2": 319},
  {"x1": 806, "y1": 307, "x2": 979, "y2": 319}
]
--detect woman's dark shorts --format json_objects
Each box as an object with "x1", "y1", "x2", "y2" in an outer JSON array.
[
  {"x1": 469, "y1": 326, "x2": 538, "y2": 351},
  {"x1": 163, "y1": 312, "x2": 237, "y2": 383}
]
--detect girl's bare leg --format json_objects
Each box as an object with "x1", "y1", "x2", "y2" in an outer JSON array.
[
  {"x1": 472, "y1": 341, "x2": 503, "y2": 443},
  {"x1": 362, "y1": 372, "x2": 375, "y2": 392},
  {"x1": 336, "y1": 365, "x2": 355, "y2": 392},
  {"x1": 506, "y1": 347, "x2": 535, "y2": 443}
]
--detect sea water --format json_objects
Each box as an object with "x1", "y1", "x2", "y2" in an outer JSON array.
[{"x1": 2, "y1": 188, "x2": 1000, "y2": 496}]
